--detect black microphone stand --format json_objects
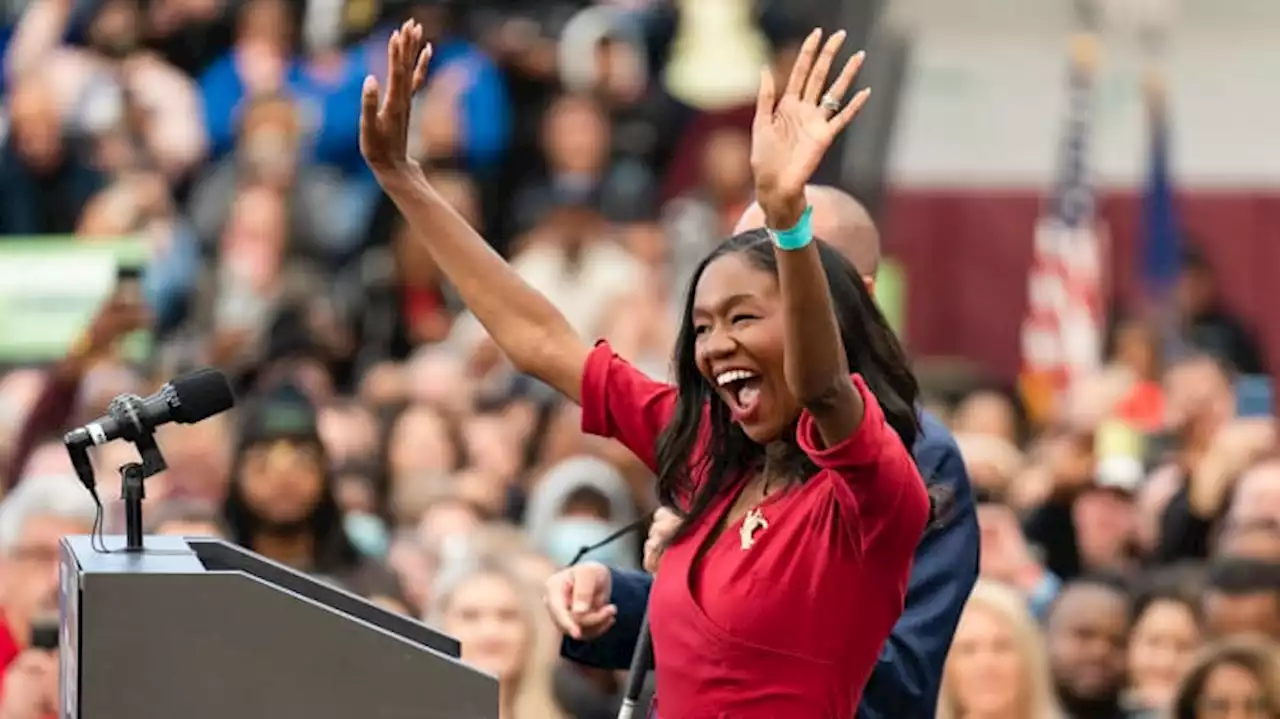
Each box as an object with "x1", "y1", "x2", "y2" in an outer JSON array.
[{"x1": 112, "y1": 396, "x2": 168, "y2": 553}]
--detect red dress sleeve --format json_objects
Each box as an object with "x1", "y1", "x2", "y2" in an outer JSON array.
[
  {"x1": 794, "y1": 374, "x2": 930, "y2": 551},
  {"x1": 580, "y1": 340, "x2": 677, "y2": 472}
]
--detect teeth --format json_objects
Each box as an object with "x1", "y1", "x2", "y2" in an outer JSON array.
[{"x1": 715, "y1": 369, "x2": 757, "y2": 387}]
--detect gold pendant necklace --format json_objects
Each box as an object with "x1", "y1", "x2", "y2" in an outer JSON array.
[{"x1": 739, "y1": 507, "x2": 769, "y2": 550}]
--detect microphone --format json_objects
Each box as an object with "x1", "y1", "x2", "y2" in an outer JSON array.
[
  {"x1": 63, "y1": 368, "x2": 235, "y2": 491},
  {"x1": 617, "y1": 611, "x2": 654, "y2": 719}
]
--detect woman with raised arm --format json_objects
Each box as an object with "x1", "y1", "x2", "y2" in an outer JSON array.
[{"x1": 362, "y1": 23, "x2": 930, "y2": 718}]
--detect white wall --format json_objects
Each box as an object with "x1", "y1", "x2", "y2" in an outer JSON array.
[{"x1": 885, "y1": 0, "x2": 1280, "y2": 187}]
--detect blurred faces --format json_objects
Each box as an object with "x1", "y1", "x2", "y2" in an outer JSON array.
[
  {"x1": 220, "y1": 185, "x2": 288, "y2": 295},
  {"x1": 405, "y1": 352, "x2": 474, "y2": 416},
  {"x1": 416, "y1": 498, "x2": 482, "y2": 552},
  {"x1": 89, "y1": 0, "x2": 142, "y2": 59},
  {"x1": 1112, "y1": 319, "x2": 1161, "y2": 381},
  {"x1": 388, "y1": 406, "x2": 459, "y2": 479},
  {"x1": 1047, "y1": 583, "x2": 1130, "y2": 702},
  {"x1": 462, "y1": 415, "x2": 520, "y2": 485},
  {"x1": 954, "y1": 391, "x2": 1019, "y2": 444},
  {"x1": 543, "y1": 95, "x2": 610, "y2": 175},
  {"x1": 945, "y1": 605, "x2": 1027, "y2": 717},
  {"x1": 238, "y1": 440, "x2": 325, "y2": 526},
  {"x1": 238, "y1": 0, "x2": 292, "y2": 48},
  {"x1": 240, "y1": 99, "x2": 302, "y2": 187},
  {"x1": 1203, "y1": 588, "x2": 1280, "y2": 641},
  {"x1": 7, "y1": 82, "x2": 63, "y2": 172},
  {"x1": 1218, "y1": 521, "x2": 1280, "y2": 562},
  {"x1": 317, "y1": 404, "x2": 379, "y2": 466},
  {"x1": 1128, "y1": 599, "x2": 1202, "y2": 710},
  {"x1": 700, "y1": 128, "x2": 752, "y2": 204},
  {"x1": 1195, "y1": 662, "x2": 1270, "y2": 719},
  {"x1": 1164, "y1": 358, "x2": 1234, "y2": 446},
  {"x1": 1072, "y1": 489, "x2": 1136, "y2": 573},
  {"x1": 439, "y1": 572, "x2": 530, "y2": 683},
  {"x1": 1229, "y1": 461, "x2": 1280, "y2": 528},
  {"x1": 1175, "y1": 264, "x2": 1216, "y2": 319},
  {"x1": 0, "y1": 515, "x2": 93, "y2": 628}
]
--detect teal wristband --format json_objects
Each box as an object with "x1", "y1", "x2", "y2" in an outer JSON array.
[{"x1": 768, "y1": 205, "x2": 814, "y2": 251}]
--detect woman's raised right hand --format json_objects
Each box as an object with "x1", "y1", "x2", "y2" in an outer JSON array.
[
  {"x1": 360, "y1": 20, "x2": 432, "y2": 176},
  {"x1": 544, "y1": 562, "x2": 618, "y2": 640}
]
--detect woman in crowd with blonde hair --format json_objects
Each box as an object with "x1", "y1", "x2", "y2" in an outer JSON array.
[
  {"x1": 938, "y1": 580, "x2": 1064, "y2": 719},
  {"x1": 1171, "y1": 635, "x2": 1280, "y2": 719},
  {"x1": 428, "y1": 554, "x2": 566, "y2": 719}
]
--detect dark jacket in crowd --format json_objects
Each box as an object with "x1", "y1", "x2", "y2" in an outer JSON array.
[{"x1": 560, "y1": 410, "x2": 980, "y2": 719}]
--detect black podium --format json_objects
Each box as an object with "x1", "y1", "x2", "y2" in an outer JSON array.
[{"x1": 58, "y1": 535, "x2": 498, "y2": 719}]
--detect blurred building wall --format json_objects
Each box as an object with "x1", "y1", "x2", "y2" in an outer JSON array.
[{"x1": 881, "y1": 0, "x2": 1280, "y2": 379}]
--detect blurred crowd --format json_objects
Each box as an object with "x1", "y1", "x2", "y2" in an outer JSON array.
[{"x1": 0, "y1": 0, "x2": 1275, "y2": 718}]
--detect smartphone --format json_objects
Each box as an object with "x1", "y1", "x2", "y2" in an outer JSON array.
[
  {"x1": 29, "y1": 618, "x2": 59, "y2": 651},
  {"x1": 114, "y1": 264, "x2": 154, "y2": 368},
  {"x1": 1236, "y1": 375, "x2": 1274, "y2": 418}
]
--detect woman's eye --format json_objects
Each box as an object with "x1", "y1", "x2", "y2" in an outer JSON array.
[
  {"x1": 731, "y1": 315, "x2": 756, "y2": 325},
  {"x1": 693, "y1": 325, "x2": 710, "y2": 337}
]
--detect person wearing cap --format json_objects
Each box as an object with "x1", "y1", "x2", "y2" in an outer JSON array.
[{"x1": 220, "y1": 382, "x2": 402, "y2": 603}]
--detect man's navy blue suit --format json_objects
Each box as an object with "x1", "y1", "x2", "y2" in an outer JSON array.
[{"x1": 560, "y1": 410, "x2": 980, "y2": 719}]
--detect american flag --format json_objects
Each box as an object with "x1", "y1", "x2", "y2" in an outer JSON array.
[{"x1": 1019, "y1": 34, "x2": 1106, "y2": 424}]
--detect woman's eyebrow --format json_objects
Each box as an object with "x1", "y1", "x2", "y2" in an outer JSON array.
[{"x1": 693, "y1": 293, "x2": 757, "y2": 319}]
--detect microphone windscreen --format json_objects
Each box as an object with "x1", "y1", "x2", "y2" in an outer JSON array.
[{"x1": 169, "y1": 368, "x2": 236, "y2": 423}]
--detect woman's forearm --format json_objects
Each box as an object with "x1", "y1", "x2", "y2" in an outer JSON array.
[
  {"x1": 377, "y1": 168, "x2": 588, "y2": 400},
  {"x1": 768, "y1": 200, "x2": 856, "y2": 408}
]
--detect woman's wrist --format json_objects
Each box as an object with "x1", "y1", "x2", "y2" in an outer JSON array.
[{"x1": 760, "y1": 194, "x2": 807, "y2": 231}]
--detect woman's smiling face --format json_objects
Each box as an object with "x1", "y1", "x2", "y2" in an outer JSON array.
[{"x1": 691, "y1": 252, "x2": 800, "y2": 443}]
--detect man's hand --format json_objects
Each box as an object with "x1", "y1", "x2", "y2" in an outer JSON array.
[
  {"x1": 1189, "y1": 418, "x2": 1277, "y2": 518},
  {"x1": 643, "y1": 507, "x2": 681, "y2": 573},
  {"x1": 360, "y1": 21, "x2": 432, "y2": 175},
  {"x1": 544, "y1": 562, "x2": 617, "y2": 641},
  {"x1": 0, "y1": 649, "x2": 57, "y2": 719}
]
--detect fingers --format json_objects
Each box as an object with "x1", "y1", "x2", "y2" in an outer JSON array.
[
  {"x1": 544, "y1": 571, "x2": 582, "y2": 639},
  {"x1": 383, "y1": 27, "x2": 404, "y2": 115},
  {"x1": 643, "y1": 537, "x2": 663, "y2": 573},
  {"x1": 822, "y1": 49, "x2": 865, "y2": 114},
  {"x1": 754, "y1": 65, "x2": 777, "y2": 126},
  {"x1": 360, "y1": 75, "x2": 380, "y2": 120},
  {"x1": 783, "y1": 28, "x2": 822, "y2": 99},
  {"x1": 802, "y1": 30, "x2": 847, "y2": 104},
  {"x1": 413, "y1": 42, "x2": 433, "y2": 93},
  {"x1": 569, "y1": 566, "x2": 600, "y2": 615},
  {"x1": 831, "y1": 87, "x2": 871, "y2": 133},
  {"x1": 576, "y1": 604, "x2": 618, "y2": 639}
]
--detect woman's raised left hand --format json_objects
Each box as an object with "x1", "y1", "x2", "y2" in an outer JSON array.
[{"x1": 751, "y1": 29, "x2": 870, "y2": 229}]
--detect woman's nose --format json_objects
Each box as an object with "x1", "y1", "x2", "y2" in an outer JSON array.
[{"x1": 703, "y1": 327, "x2": 738, "y2": 359}]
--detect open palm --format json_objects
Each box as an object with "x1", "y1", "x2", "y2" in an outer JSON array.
[
  {"x1": 752, "y1": 29, "x2": 870, "y2": 205},
  {"x1": 360, "y1": 20, "x2": 432, "y2": 174}
]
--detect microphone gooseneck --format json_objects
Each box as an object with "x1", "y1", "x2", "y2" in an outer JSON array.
[{"x1": 617, "y1": 610, "x2": 653, "y2": 719}]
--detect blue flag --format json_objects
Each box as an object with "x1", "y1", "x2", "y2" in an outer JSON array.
[{"x1": 1141, "y1": 106, "x2": 1180, "y2": 299}]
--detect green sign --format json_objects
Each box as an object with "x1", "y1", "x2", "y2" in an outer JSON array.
[
  {"x1": 875, "y1": 257, "x2": 906, "y2": 339},
  {"x1": 0, "y1": 237, "x2": 150, "y2": 363}
]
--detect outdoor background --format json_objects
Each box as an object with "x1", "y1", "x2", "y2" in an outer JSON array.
[{"x1": 0, "y1": 0, "x2": 1276, "y2": 717}]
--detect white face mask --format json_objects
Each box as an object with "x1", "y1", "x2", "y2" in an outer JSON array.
[
  {"x1": 541, "y1": 517, "x2": 629, "y2": 568},
  {"x1": 343, "y1": 512, "x2": 389, "y2": 558}
]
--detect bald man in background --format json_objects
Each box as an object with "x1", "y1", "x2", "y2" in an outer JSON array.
[{"x1": 553, "y1": 185, "x2": 981, "y2": 719}]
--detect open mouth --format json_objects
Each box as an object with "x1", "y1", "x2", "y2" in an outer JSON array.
[{"x1": 715, "y1": 369, "x2": 763, "y2": 421}]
